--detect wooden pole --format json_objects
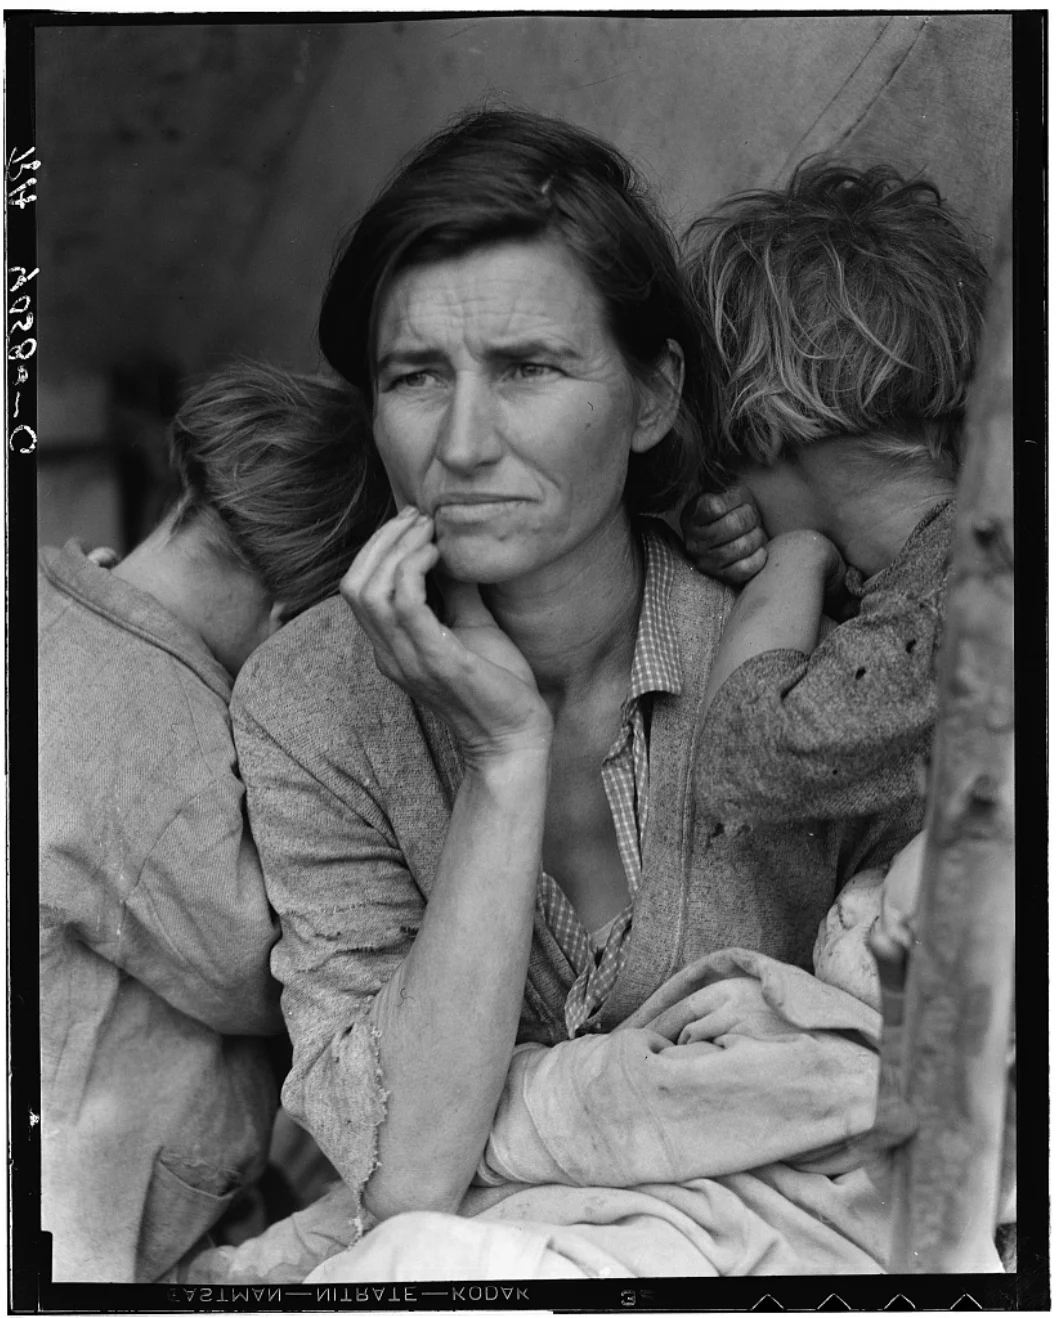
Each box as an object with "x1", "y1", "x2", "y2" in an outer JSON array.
[{"x1": 887, "y1": 206, "x2": 1016, "y2": 1272}]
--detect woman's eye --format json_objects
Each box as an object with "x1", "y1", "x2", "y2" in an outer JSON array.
[
  {"x1": 509, "y1": 362, "x2": 557, "y2": 381},
  {"x1": 387, "y1": 370, "x2": 435, "y2": 390}
]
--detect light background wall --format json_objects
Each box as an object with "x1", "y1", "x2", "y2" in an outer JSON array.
[{"x1": 35, "y1": 14, "x2": 1014, "y2": 547}]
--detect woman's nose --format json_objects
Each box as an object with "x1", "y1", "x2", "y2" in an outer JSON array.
[{"x1": 435, "y1": 375, "x2": 502, "y2": 472}]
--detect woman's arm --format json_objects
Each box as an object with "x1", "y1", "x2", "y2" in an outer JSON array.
[
  {"x1": 235, "y1": 507, "x2": 555, "y2": 1222},
  {"x1": 476, "y1": 965, "x2": 881, "y2": 1190},
  {"x1": 365, "y1": 750, "x2": 548, "y2": 1218},
  {"x1": 338, "y1": 509, "x2": 555, "y2": 1219}
]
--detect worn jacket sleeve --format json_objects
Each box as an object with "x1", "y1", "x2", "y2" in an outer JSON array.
[
  {"x1": 231, "y1": 681, "x2": 424, "y2": 1220},
  {"x1": 63, "y1": 780, "x2": 284, "y2": 1038},
  {"x1": 699, "y1": 574, "x2": 944, "y2": 822}
]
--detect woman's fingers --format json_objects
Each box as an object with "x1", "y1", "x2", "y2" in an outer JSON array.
[
  {"x1": 343, "y1": 512, "x2": 433, "y2": 610},
  {"x1": 342, "y1": 505, "x2": 422, "y2": 597},
  {"x1": 340, "y1": 511, "x2": 442, "y2": 676},
  {"x1": 392, "y1": 542, "x2": 441, "y2": 616},
  {"x1": 337, "y1": 508, "x2": 550, "y2": 753},
  {"x1": 389, "y1": 543, "x2": 448, "y2": 661}
]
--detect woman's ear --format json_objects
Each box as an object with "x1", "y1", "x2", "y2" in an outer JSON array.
[
  {"x1": 630, "y1": 339, "x2": 685, "y2": 455},
  {"x1": 268, "y1": 600, "x2": 288, "y2": 634}
]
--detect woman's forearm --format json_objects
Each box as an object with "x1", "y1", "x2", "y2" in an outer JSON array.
[{"x1": 363, "y1": 747, "x2": 550, "y2": 1220}]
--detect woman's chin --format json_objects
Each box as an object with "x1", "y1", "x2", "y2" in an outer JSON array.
[
  {"x1": 436, "y1": 550, "x2": 523, "y2": 585},
  {"x1": 435, "y1": 533, "x2": 536, "y2": 585}
]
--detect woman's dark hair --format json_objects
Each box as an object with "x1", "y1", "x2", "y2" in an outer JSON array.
[
  {"x1": 683, "y1": 159, "x2": 988, "y2": 482},
  {"x1": 170, "y1": 361, "x2": 390, "y2": 617},
  {"x1": 319, "y1": 107, "x2": 709, "y2": 515}
]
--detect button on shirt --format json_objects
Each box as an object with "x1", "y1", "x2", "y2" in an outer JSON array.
[{"x1": 536, "y1": 525, "x2": 682, "y2": 1037}]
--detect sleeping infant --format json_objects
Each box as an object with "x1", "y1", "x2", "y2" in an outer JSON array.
[{"x1": 811, "y1": 831, "x2": 926, "y2": 1010}]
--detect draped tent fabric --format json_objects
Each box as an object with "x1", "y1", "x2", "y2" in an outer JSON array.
[
  {"x1": 37, "y1": 14, "x2": 1013, "y2": 392},
  {"x1": 216, "y1": 12, "x2": 1017, "y2": 371}
]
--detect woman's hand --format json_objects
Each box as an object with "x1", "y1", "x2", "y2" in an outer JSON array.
[
  {"x1": 340, "y1": 506, "x2": 552, "y2": 1219},
  {"x1": 681, "y1": 485, "x2": 769, "y2": 586},
  {"x1": 341, "y1": 506, "x2": 553, "y2": 763}
]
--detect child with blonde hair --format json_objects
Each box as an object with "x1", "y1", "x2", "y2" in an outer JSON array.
[{"x1": 680, "y1": 161, "x2": 988, "y2": 829}]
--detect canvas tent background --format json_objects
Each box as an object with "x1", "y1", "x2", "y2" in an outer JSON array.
[{"x1": 36, "y1": 13, "x2": 1013, "y2": 550}]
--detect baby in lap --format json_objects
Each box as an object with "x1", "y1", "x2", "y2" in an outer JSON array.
[{"x1": 812, "y1": 830, "x2": 924, "y2": 1010}]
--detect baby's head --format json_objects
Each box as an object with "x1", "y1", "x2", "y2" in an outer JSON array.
[
  {"x1": 168, "y1": 361, "x2": 388, "y2": 620},
  {"x1": 684, "y1": 161, "x2": 988, "y2": 492},
  {"x1": 813, "y1": 831, "x2": 927, "y2": 1009}
]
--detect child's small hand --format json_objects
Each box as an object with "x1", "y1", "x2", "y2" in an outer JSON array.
[{"x1": 681, "y1": 485, "x2": 768, "y2": 586}]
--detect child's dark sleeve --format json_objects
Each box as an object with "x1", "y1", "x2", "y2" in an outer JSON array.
[{"x1": 698, "y1": 528, "x2": 949, "y2": 823}]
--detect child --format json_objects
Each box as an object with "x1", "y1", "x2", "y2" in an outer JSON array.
[
  {"x1": 811, "y1": 828, "x2": 1015, "y2": 1247},
  {"x1": 39, "y1": 362, "x2": 380, "y2": 1281},
  {"x1": 811, "y1": 830, "x2": 926, "y2": 1010},
  {"x1": 680, "y1": 161, "x2": 988, "y2": 825}
]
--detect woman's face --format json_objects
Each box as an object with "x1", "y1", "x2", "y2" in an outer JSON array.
[{"x1": 372, "y1": 237, "x2": 670, "y2": 584}]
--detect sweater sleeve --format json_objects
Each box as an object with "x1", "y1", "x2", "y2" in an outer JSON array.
[
  {"x1": 230, "y1": 680, "x2": 424, "y2": 1220},
  {"x1": 699, "y1": 573, "x2": 944, "y2": 822}
]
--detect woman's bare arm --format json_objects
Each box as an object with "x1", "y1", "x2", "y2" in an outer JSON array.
[
  {"x1": 340, "y1": 507, "x2": 554, "y2": 1219},
  {"x1": 366, "y1": 751, "x2": 548, "y2": 1218}
]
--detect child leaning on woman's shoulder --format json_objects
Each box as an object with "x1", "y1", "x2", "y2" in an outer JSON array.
[
  {"x1": 39, "y1": 362, "x2": 376, "y2": 1282},
  {"x1": 679, "y1": 168, "x2": 1008, "y2": 1238},
  {"x1": 681, "y1": 160, "x2": 989, "y2": 832}
]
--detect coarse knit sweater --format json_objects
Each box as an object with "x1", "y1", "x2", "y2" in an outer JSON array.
[
  {"x1": 231, "y1": 522, "x2": 922, "y2": 1217},
  {"x1": 700, "y1": 500, "x2": 954, "y2": 822},
  {"x1": 38, "y1": 541, "x2": 284, "y2": 1282}
]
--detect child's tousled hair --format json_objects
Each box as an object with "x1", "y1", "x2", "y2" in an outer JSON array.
[
  {"x1": 169, "y1": 361, "x2": 387, "y2": 618},
  {"x1": 684, "y1": 160, "x2": 989, "y2": 483}
]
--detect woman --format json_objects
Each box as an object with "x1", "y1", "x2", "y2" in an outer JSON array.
[
  {"x1": 231, "y1": 110, "x2": 919, "y2": 1254},
  {"x1": 39, "y1": 363, "x2": 376, "y2": 1281}
]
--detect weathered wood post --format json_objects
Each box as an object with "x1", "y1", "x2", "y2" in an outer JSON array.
[{"x1": 887, "y1": 206, "x2": 1015, "y2": 1272}]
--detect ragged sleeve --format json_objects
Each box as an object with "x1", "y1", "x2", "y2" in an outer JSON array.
[
  {"x1": 231, "y1": 658, "x2": 424, "y2": 1221},
  {"x1": 698, "y1": 573, "x2": 945, "y2": 823}
]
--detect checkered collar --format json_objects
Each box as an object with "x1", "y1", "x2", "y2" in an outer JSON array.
[{"x1": 627, "y1": 522, "x2": 683, "y2": 703}]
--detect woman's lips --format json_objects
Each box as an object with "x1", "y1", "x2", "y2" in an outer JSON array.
[{"x1": 433, "y1": 496, "x2": 525, "y2": 520}]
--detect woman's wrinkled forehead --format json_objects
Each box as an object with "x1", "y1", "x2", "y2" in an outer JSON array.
[{"x1": 368, "y1": 230, "x2": 619, "y2": 377}]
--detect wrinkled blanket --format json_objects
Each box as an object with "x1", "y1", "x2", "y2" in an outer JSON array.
[
  {"x1": 476, "y1": 948, "x2": 882, "y2": 1191},
  {"x1": 182, "y1": 950, "x2": 1002, "y2": 1281}
]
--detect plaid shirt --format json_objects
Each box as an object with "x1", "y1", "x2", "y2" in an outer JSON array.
[{"x1": 536, "y1": 525, "x2": 682, "y2": 1037}]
